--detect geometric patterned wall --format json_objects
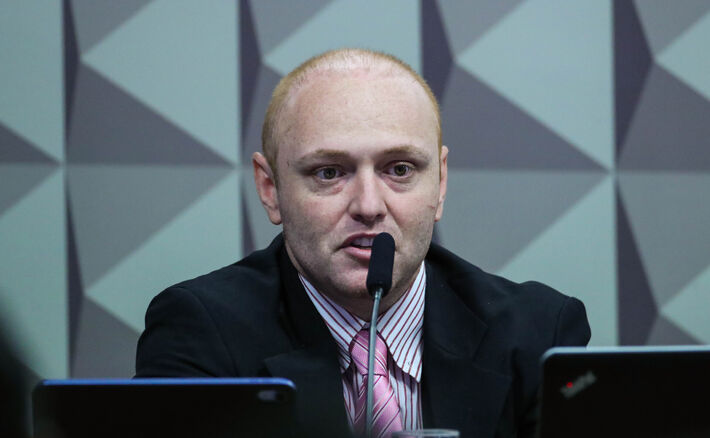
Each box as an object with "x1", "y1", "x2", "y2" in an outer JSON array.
[{"x1": 1, "y1": 0, "x2": 708, "y2": 380}]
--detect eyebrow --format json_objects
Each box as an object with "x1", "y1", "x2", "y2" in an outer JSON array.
[
  {"x1": 292, "y1": 145, "x2": 431, "y2": 167},
  {"x1": 293, "y1": 149, "x2": 350, "y2": 167}
]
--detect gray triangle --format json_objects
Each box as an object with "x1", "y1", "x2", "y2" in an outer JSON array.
[
  {"x1": 618, "y1": 172, "x2": 710, "y2": 306},
  {"x1": 241, "y1": 65, "x2": 281, "y2": 163},
  {"x1": 646, "y1": 315, "x2": 700, "y2": 345},
  {"x1": 619, "y1": 65, "x2": 710, "y2": 170},
  {"x1": 240, "y1": 0, "x2": 262, "y2": 135},
  {"x1": 250, "y1": 0, "x2": 332, "y2": 54},
  {"x1": 614, "y1": 0, "x2": 653, "y2": 155},
  {"x1": 68, "y1": 65, "x2": 230, "y2": 166},
  {"x1": 635, "y1": 0, "x2": 710, "y2": 54},
  {"x1": 422, "y1": 0, "x2": 454, "y2": 101},
  {"x1": 0, "y1": 165, "x2": 56, "y2": 216},
  {"x1": 616, "y1": 186, "x2": 657, "y2": 345},
  {"x1": 438, "y1": 170, "x2": 604, "y2": 272},
  {"x1": 66, "y1": 191, "x2": 84, "y2": 359},
  {"x1": 71, "y1": 297, "x2": 139, "y2": 377},
  {"x1": 442, "y1": 67, "x2": 604, "y2": 170},
  {"x1": 71, "y1": 0, "x2": 151, "y2": 53},
  {"x1": 438, "y1": 0, "x2": 522, "y2": 55},
  {"x1": 0, "y1": 123, "x2": 56, "y2": 163},
  {"x1": 68, "y1": 164, "x2": 230, "y2": 288}
]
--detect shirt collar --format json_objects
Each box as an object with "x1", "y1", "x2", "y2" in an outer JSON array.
[{"x1": 300, "y1": 262, "x2": 426, "y2": 381}]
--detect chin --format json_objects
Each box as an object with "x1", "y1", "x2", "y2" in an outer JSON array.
[{"x1": 327, "y1": 279, "x2": 369, "y2": 302}]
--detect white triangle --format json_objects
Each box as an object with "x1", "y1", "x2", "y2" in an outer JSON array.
[
  {"x1": 498, "y1": 175, "x2": 616, "y2": 346},
  {"x1": 83, "y1": 0, "x2": 240, "y2": 164},
  {"x1": 457, "y1": 0, "x2": 613, "y2": 169},
  {"x1": 657, "y1": 10, "x2": 710, "y2": 102},
  {"x1": 87, "y1": 170, "x2": 242, "y2": 332},
  {"x1": 0, "y1": 169, "x2": 67, "y2": 377},
  {"x1": 0, "y1": 2, "x2": 64, "y2": 161},
  {"x1": 264, "y1": 0, "x2": 421, "y2": 76},
  {"x1": 661, "y1": 263, "x2": 710, "y2": 343}
]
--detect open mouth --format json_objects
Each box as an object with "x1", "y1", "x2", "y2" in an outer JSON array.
[
  {"x1": 349, "y1": 236, "x2": 374, "y2": 249},
  {"x1": 350, "y1": 237, "x2": 374, "y2": 249}
]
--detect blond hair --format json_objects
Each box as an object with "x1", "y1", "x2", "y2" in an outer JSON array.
[{"x1": 261, "y1": 48, "x2": 441, "y2": 180}]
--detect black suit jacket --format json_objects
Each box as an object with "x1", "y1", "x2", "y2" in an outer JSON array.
[{"x1": 136, "y1": 235, "x2": 590, "y2": 438}]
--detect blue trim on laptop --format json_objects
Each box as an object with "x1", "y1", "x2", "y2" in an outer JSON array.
[
  {"x1": 541, "y1": 345, "x2": 710, "y2": 363},
  {"x1": 39, "y1": 377, "x2": 296, "y2": 389}
]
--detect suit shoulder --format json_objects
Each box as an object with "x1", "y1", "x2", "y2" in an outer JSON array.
[
  {"x1": 163, "y1": 236, "x2": 284, "y2": 306},
  {"x1": 426, "y1": 243, "x2": 588, "y2": 340},
  {"x1": 143, "y1": 236, "x2": 288, "y2": 345},
  {"x1": 138, "y1": 236, "x2": 291, "y2": 376},
  {"x1": 428, "y1": 243, "x2": 569, "y2": 301}
]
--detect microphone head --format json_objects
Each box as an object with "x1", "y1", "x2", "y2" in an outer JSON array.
[{"x1": 366, "y1": 232, "x2": 395, "y2": 297}]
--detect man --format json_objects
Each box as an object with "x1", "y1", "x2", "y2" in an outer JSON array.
[{"x1": 136, "y1": 48, "x2": 590, "y2": 438}]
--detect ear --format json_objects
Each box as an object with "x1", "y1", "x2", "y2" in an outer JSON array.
[
  {"x1": 252, "y1": 152, "x2": 282, "y2": 225},
  {"x1": 434, "y1": 145, "x2": 448, "y2": 222}
]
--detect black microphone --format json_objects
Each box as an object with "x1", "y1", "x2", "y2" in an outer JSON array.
[
  {"x1": 364, "y1": 232, "x2": 395, "y2": 438},
  {"x1": 366, "y1": 232, "x2": 395, "y2": 297}
]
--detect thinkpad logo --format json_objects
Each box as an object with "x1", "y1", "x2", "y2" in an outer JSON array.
[{"x1": 560, "y1": 370, "x2": 597, "y2": 399}]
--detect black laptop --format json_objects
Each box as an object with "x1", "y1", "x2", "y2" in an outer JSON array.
[
  {"x1": 539, "y1": 346, "x2": 710, "y2": 438},
  {"x1": 33, "y1": 377, "x2": 296, "y2": 438}
]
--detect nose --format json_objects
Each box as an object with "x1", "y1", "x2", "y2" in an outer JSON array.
[{"x1": 348, "y1": 170, "x2": 386, "y2": 226}]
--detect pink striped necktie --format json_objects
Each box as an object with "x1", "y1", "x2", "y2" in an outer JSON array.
[{"x1": 350, "y1": 329, "x2": 403, "y2": 438}]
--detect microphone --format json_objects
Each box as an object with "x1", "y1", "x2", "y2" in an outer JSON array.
[
  {"x1": 364, "y1": 232, "x2": 395, "y2": 438},
  {"x1": 366, "y1": 232, "x2": 395, "y2": 297}
]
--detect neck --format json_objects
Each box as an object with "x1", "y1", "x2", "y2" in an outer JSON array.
[{"x1": 340, "y1": 286, "x2": 407, "y2": 321}]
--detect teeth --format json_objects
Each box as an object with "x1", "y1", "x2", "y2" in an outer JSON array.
[{"x1": 352, "y1": 236, "x2": 374, "y2": 247}]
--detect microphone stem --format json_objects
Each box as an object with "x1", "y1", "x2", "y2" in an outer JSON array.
[{"x1": 366, "y1": 287, "x2": 383, "y2": 438}]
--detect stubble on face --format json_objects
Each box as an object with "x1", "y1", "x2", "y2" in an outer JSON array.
[{"x1": 272, "y1": 70, "x2": 445, "y2": 319}]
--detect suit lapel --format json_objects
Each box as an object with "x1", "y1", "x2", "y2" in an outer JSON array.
[
  {"x1": 265, "y1": 345, "x2": 350, "y2": 437},
  {"x1": 422, "y1": 263, "x2": 511, "y2": 438},
  {"x1": 264, "y1": 249, "x2": 352, "y2": 437}
]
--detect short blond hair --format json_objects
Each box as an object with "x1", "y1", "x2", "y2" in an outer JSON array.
[{"x1": 261, "y1": 48, "x2": 441, "y2": 179}]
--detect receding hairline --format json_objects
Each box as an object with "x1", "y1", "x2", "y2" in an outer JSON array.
[{"x1": 261, "y1": 48, "x2": 442, "y2": 180}]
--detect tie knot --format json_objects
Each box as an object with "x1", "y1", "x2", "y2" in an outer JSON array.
[{"x1": 350, "y1": 329, "x2": 389, "y2": 377}]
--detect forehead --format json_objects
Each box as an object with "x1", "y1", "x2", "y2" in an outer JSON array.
[{"x1": 278, "y1": 71, "x2": 438, "y2": 159}]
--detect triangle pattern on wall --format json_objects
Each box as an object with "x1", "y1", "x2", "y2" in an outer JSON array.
[{"x1": 82, "y1": 0, "x2": 240, "y2": 164}]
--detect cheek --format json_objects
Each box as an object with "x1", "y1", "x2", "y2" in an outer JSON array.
[{"x1": 279, "y1": 191, "x2": 342, "y2": 236}]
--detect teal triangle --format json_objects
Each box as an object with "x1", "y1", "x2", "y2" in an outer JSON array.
[
  {"x1": 0, "y1": 2, "x2": 64, "y2": 161},
  {"x1": 636, "y1": 1, "x2": 710, "y2": 55},
  {"x1": 264, "y1": 0, "x2": 420, "y2": 75},
  {"x1": 250, "y1": 0, "x2": 332, "y2": 53},
  {"x1": 458, "y1": 0, "x2": 614, "y2": 169},
  {"x1": 498, "y1": 176, "x2": 616, "y2": 346},
  {"x1": 83, "y1": 0, "x2": 240, "y2": 164},
  {"x1": 68, "y1": 165, "x2": 230, "y2": 289},
  {"x1": 0, "y1": 169, "x2": 68, "y2": 377},
  {"x1": 86, "y1": 171, "x2": 242, "y2": 332},
  {"x1": 439, "y1": 170, "x2": 604, "y2": 271},
  {"x1": 661, "y1": 263, "x2": 710, "y2": 344},
  {"x1": 618, "y1": 173, "x2": 710, "y2": 306},
  {"x1": 657, "y1": 10, "x2": 710, "y2": 102},
  {"x1": 0, "y1": 164, "x2": 56, "y2": 216},
  {"x1": 71, "y1": 0, "x2": 150, "y2": 53}
]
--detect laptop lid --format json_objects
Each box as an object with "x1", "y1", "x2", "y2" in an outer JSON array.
[
  {"x1": 538, "y1": 346, "x2": 710, "y2": 438},
  {"x1": 33, "y1": 378, "x2": 296, "y2": 438}
]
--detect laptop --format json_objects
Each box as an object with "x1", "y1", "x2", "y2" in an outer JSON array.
[
  {"x1": 33, "y1": 378, "x2": 296, "y2": 438},
  {"x1": 539, "y1": 346, "x2": 710, "y2": 438}
]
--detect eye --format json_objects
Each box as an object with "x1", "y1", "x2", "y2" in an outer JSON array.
[
  {"x1": 315, "y1": 167, "x2": 342, "y2": 180},
  {"x1": 387, "y1": 163, "x2": 414, "y2": 178}
]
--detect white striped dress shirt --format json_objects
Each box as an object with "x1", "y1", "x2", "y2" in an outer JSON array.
[{"x1": 299, "y1": 263, "x2": 426, "y2": 431}]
